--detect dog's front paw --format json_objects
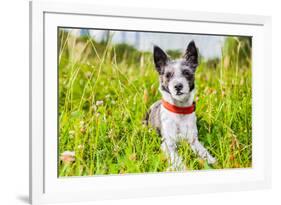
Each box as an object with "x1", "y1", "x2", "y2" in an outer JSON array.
[{"x1": 207, "y1": 155, "x2": 217, "y2": 165}]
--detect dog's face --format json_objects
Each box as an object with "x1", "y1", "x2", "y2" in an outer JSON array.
[{"x1": 153, "y1": 41, "x2": 198, "y2": 102}]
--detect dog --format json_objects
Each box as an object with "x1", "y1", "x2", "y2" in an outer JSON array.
[{"x1": 145, "y1": 41, "x2": 216, "y2": 170}]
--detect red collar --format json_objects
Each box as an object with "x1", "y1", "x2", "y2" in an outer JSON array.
[{"x1": 162, "y1": 100, "x2": 196, "y2": 114}]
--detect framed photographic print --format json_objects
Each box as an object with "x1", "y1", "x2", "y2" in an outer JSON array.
[{"x1": 29, "y1": 0, "x2": 272, "y2": 204}]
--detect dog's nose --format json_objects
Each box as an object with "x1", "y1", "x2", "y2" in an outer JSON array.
[{"x1": 174, "y1": 83, "x2": 183, "y2": 91}]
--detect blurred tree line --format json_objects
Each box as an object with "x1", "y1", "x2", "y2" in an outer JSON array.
[{"x1": 59, "y1": 30, "x2": 251, "y2": 70}]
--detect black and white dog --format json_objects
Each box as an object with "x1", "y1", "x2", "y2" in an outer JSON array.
[{"x1": 145, "y1": 41, "x2": 216, "y2": 170}]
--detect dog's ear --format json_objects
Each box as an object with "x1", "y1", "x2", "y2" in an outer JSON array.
[
  {"x1": 184, "y1": 41, "x2": 198, "y2": 69},
  {"x1": 153, "y1": 45, "x2": 169, "y2": 74}
]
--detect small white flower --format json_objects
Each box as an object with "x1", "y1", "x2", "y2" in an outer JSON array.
[
  {"x1": 68, "y1": 130, "x2": 75, "y2": 139},
  {"x1": 79, "y1": 121, "x2": 85, "y2": 126},
  {"x1": 77, "y1": 144, "x2": 84, "y2": 149},
  {"x1": 96, "y1": 100, "x2": 104, "y2": 106},
  {"x1": 60, "y1": 151, "x2": 75, "y2": 163}
]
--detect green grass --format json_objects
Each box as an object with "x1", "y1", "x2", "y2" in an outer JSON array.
[{"x1": 58, "y1": 31, "x2": 252, "y2": 176}]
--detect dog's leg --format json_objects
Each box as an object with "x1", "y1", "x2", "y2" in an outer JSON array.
[
  {"x1": 188, "y1": 138, "x2": 216, "y2": 164},
  {"x1": 161, "y1": 139, "x2": 185, "y2": 171}
]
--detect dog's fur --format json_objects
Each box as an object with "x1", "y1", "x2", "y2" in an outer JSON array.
[{"x1": 145, "y1": 41, "x2": 216, "y2": 170}]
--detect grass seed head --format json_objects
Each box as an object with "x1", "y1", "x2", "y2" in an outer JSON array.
[
  {"x1": 84, "y1": 71, "x2": 92, "y2": 79},
  {"x1": 129, "y1": 153, "x2": 137, "y2": 161},
  {"x1": 143, "y1": 89, "x2": 149, "y2": 104}
]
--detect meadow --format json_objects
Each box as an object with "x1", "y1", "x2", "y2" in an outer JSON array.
[{"x1": 58, "y1": 30, "x2": 252, "y2": 176}]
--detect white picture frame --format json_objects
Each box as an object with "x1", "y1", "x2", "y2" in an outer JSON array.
[{"x1": 29, "y1": 0, "x2": 272, "y2": 204}]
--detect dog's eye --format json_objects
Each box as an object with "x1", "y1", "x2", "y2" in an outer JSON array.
[
  {"x1": 182, "y1": 69, "x2": 190, "y2": 76},
  {"x1": 165, "y1": 72, "x2": 172, "y2": 79}
]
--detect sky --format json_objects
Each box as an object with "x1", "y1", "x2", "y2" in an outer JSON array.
[{"x1": 65, "y1": 28, "x2": 226, "y2": 59}]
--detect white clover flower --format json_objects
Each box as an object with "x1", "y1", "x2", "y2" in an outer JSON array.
[
  {"x1": 96, "y1": 100, "x2": 104, "y2": 106},
  {"x1": 60, "y1": 151, "x2": 75, "y2": 163}
]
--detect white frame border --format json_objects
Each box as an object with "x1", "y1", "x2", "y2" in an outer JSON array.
[{"x1": 30, "y1": 1, "x2": 272, "y2": 204}]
